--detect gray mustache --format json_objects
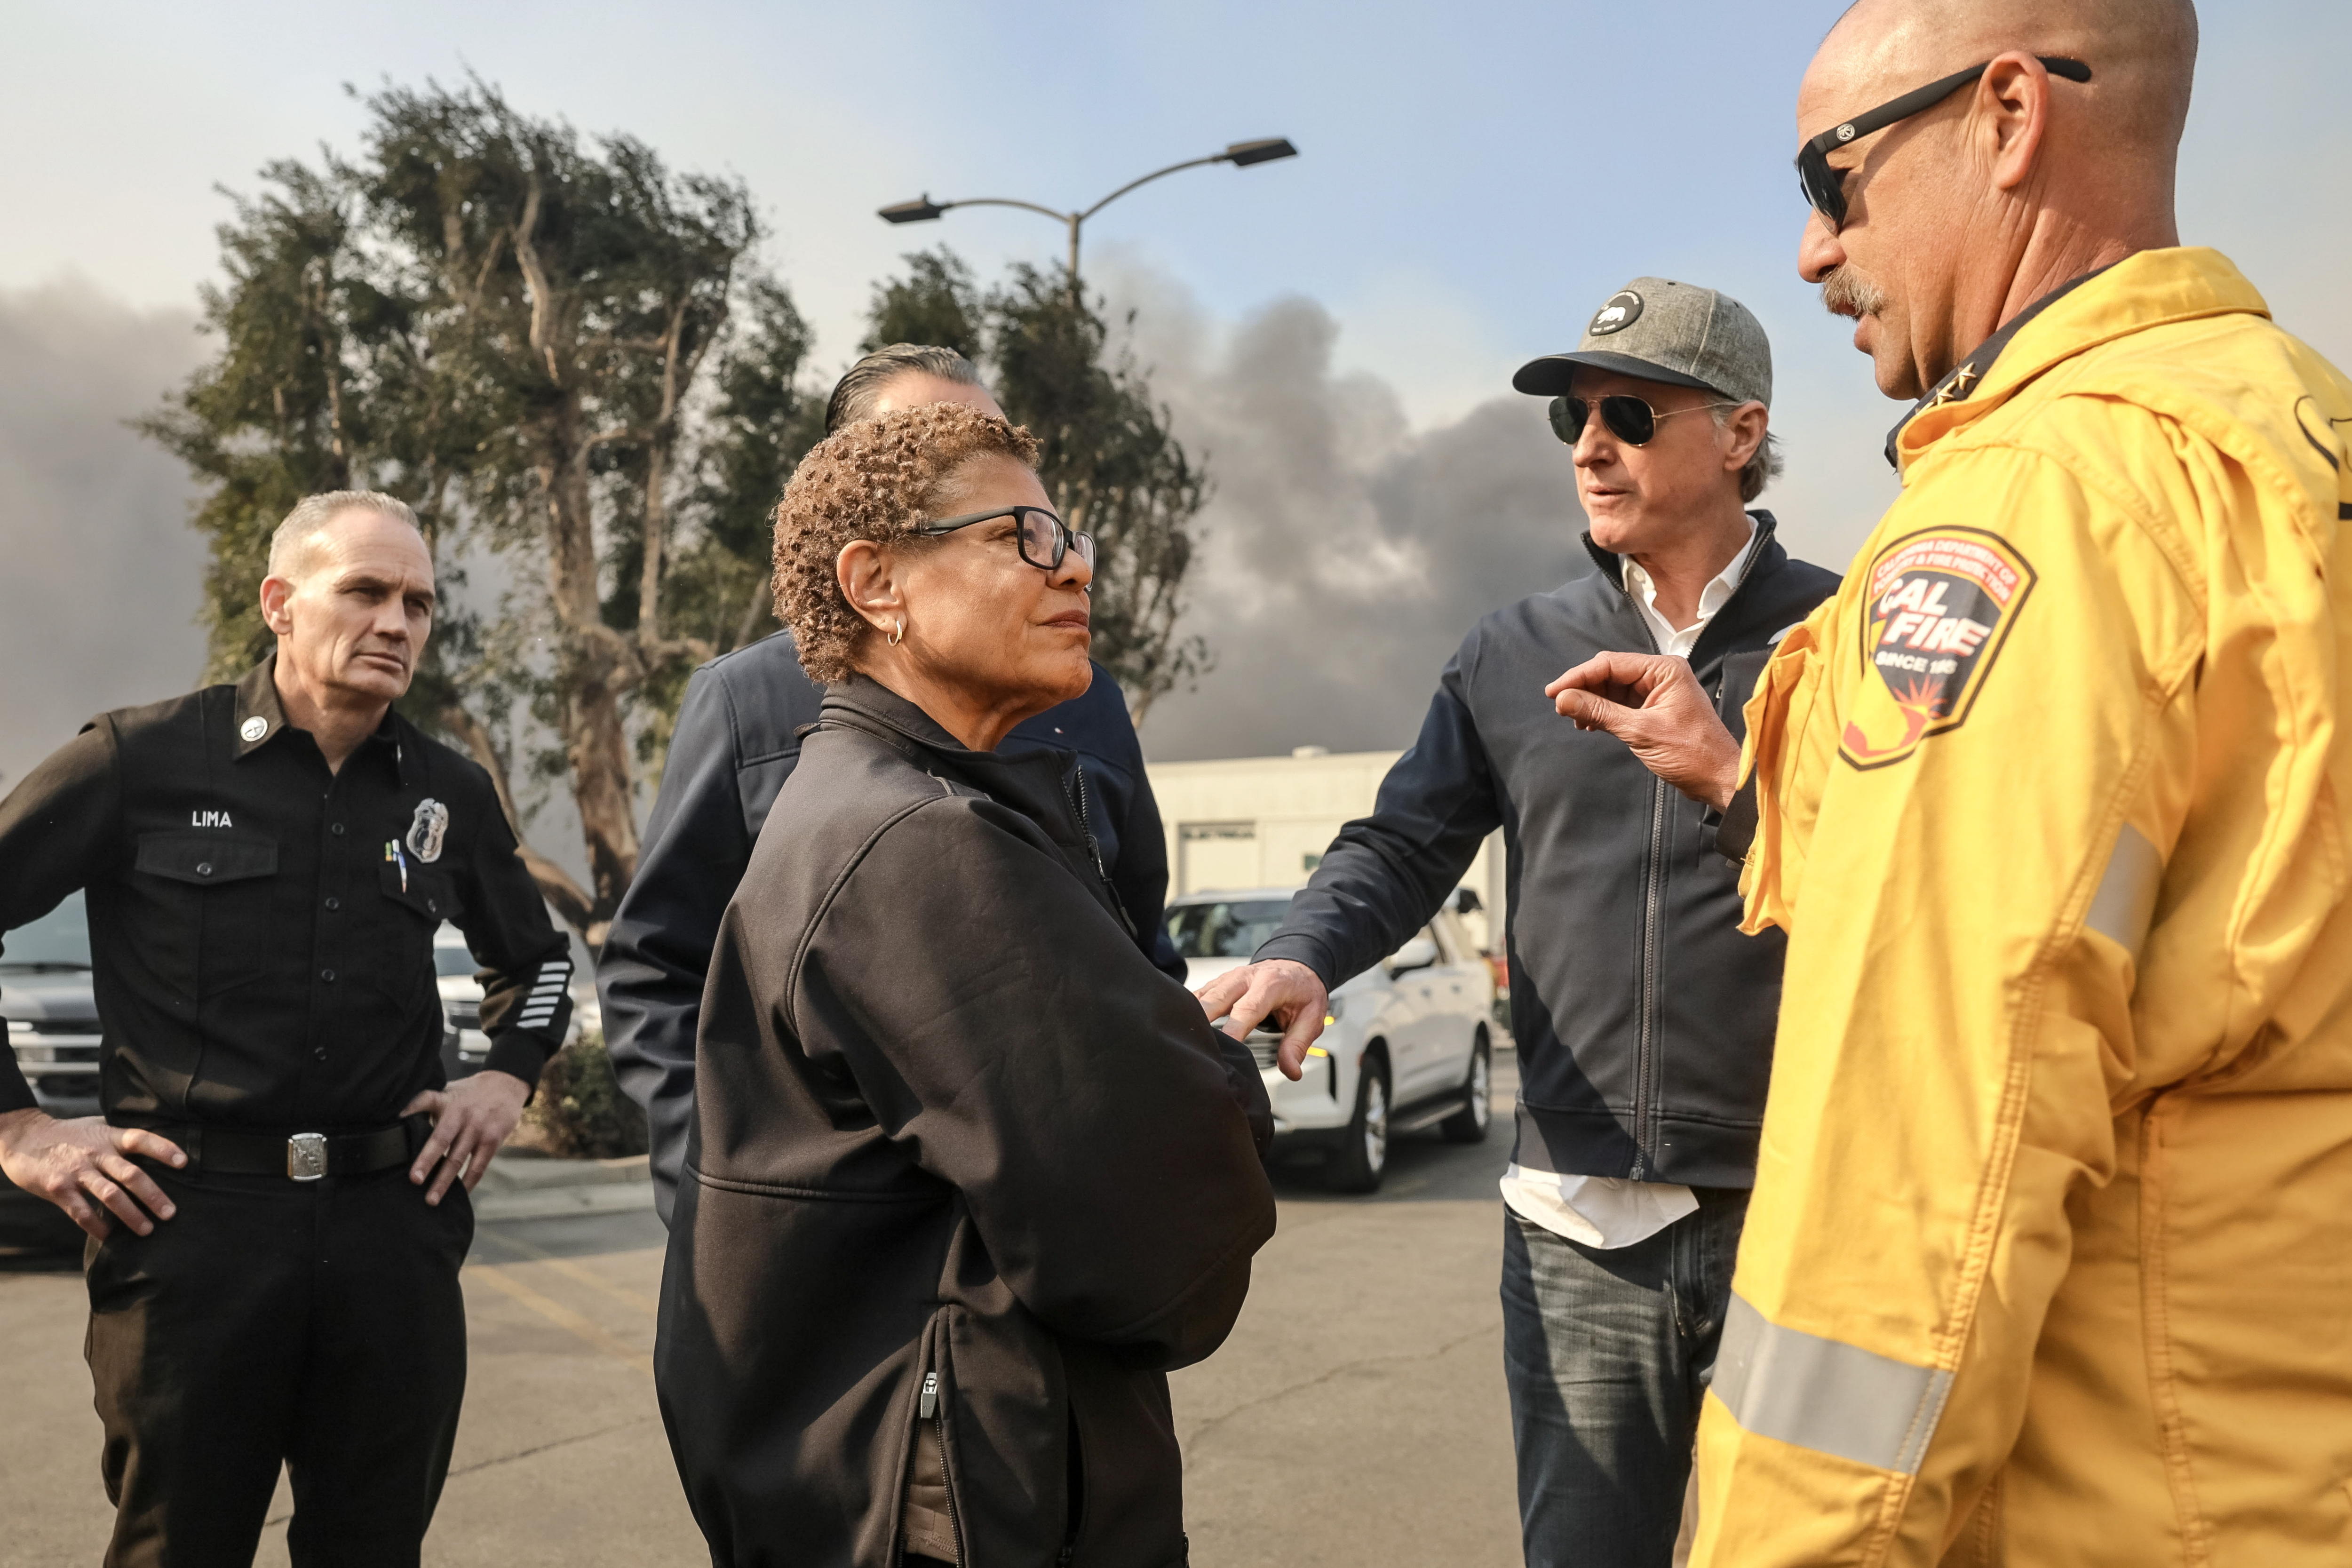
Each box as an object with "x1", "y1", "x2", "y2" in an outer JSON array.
[{"x1": 1821, "y1": 267, "x2": 1887, "y2": 319}]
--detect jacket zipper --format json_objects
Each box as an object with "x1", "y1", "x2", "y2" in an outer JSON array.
[
  {"x1": 1623, "y1": 596, "x2": 1667, "y2": 1182},
  {"x1": 1062, "y1": 765, "x2": 1138, "y2": 940},
  {"x1": 1617, "y1": 517, "x2": 1779, "y2": 1178},
  {"x1": 919, "y1": 1368, "x2": 967, "y2": 1565},
  {"x1": 1633, "y1": 769, "x2": 1667, "y2": 1181}
]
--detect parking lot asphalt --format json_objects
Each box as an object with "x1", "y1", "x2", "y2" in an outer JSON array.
[{"x1": 0, "y1": 1052, "x2": 1522, "y2": 1567}]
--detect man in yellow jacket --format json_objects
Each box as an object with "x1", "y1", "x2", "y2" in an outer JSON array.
[{"x1": 1551, "y1": 0, "x2": 2352, "y2": 1561}]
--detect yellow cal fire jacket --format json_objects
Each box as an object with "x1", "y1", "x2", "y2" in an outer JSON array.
[{"x1": 1692, "y1": 248, "x2": 2352, "y2": 1566}]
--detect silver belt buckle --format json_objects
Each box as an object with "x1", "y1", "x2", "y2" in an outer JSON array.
[{"x1": 286, "y1": 1132, "x2": 328, "y2": 1181}]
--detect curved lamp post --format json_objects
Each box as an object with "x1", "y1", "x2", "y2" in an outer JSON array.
[{"x1": 879, "y1": 138, "x2": 1298, "y2": 302}]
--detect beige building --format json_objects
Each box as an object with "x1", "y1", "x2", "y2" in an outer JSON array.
[{"x1": 1144, "y1": 746, "x2": 1505, "y2": 947}]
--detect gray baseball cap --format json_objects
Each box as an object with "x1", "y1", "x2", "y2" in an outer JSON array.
[{"x1": 1512, "y1": 277, "x2": 1772, "y2": 408}]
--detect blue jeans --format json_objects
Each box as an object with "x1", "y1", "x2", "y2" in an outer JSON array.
[{"x1": 1499, "y1": 1190, "x2": 1748, "y2": 1568}]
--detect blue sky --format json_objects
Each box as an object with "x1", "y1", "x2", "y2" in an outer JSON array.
[
  {"x1": 6, "y1": 0, "x2": 2351, "y2": 771},
  {"x1": 15, "y1": 0, "x2": 2347, "y2": 419}
]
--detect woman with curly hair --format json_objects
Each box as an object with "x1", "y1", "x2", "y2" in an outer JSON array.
[{"x1": 654, "y1": 401, "x2": 1277, "y2": 1568}]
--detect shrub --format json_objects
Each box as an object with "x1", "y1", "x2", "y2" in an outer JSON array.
[{"x1": 521, "y1": 1034, "x2": 649, "y2": 1160}]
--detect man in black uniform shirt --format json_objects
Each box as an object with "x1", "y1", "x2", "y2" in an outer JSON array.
[
  {"x1": 0, "y1": 491, "x2": 574, "y2": 1566},
  {"x1": 600, "y1": 344, "x2": 1185, "y2": 1222}
]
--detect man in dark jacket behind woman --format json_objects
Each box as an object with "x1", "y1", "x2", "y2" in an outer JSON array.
[{"x1": 657, "y1": 401, "x2": 1275, "y2": 1568}]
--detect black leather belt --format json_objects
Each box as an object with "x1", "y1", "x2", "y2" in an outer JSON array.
[{"x1": 161, "y1": 1119, "x2": 423, "y2": 1180}]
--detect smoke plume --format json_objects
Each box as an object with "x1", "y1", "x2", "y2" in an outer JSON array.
[
  {"x1": 0, "y1": 279, "x2": 207, "y2": 792},
  {"x1": 1107, "y1": 269, "x2": 1594, "y2": 762}
]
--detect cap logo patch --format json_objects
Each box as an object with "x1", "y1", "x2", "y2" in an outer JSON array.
[
  {"x1": 1839, "y1": 527, "x2": 2035, "y2": 770},
  {"x1": 239, "y1": 716, "x2": 268, "y2": 743},
  {"x1": 1589, "y1": 290, "x2": 1644, "y2": 336},
  {"x1": 405, "y1": 798, "x2": 450, "y2": 864}
]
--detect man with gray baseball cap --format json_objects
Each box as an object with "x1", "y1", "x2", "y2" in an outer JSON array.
[{"x1": 1198, "y1": 277, "x2": 1838, "y2": 1566}]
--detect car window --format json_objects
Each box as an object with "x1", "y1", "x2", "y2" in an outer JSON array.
[
  {"x1": 2, "y1": 890, "x2": 91, "y2": 968},
  {"x1": 433, "y1": 923, "x2": 479, "y2": 978},
  {"x1": 1411, "y1": 912, "x2": 1449, "y2": 963},
  {"x1": 1165, "y1": 899, "x2": 1292, "y2": 960}
]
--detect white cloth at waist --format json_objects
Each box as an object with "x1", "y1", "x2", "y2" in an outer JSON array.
[{"x1": 1500, "y1": 1164, "x2": 1699, "y2": 1249}]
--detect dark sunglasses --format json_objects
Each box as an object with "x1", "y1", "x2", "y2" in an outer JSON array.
[
  {"x1": 1796, "y1": 56, "x2": 2091, "y2": 233},
  {"x1": 914, "y1": 504, "x2": 1096, "y2": 573},
  {"x1": 1548, "y1": 394, "x2": 1738, "y2": 449}
]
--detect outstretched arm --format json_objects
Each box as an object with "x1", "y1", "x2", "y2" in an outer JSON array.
[{"x1": 1222, "y1": 652, "x2": 1504, "y2": 1075}]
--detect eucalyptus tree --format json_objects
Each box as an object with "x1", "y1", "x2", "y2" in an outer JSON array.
[
  {"x1": 147, "y1": 80, "x2": 810, "y2": 942},
  {"x1": 865, "y1": 248, "x2": 1211, "y2": 716}
]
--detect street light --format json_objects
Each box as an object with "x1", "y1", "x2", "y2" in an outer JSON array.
[{"x1": 879, "y1": 138, "x2": 1299, "y2": 301}]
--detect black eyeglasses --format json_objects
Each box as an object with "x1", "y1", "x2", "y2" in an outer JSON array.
[
  {"x1": 1796, "y1": 56, "x2": 2090, "y2": 233},
  {"x1": 915, "y1": 505, "x2": 1096, "y2": 573},
  {"x1": 1549, "y1": 394, "x2": 1738, "y2": 449}
]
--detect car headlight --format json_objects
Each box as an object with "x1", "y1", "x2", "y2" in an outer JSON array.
[{"x1": 1323, "y1": 997, "x2": 1344, "y2": 1026}]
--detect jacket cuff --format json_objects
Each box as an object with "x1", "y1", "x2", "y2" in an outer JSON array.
[
  {"x1": 0, "y1": 1055, "x2": 37, "y2": 1116},
  {"x1": 483, "y1": 1032, "x2": 558, "y2": 1094},
  {"x1": 1702, "y1": 779, "x2": 1761, "y2": 865},
  {"x1": 1248, "y1": 935, "x2": 1336, "y2": 991}
]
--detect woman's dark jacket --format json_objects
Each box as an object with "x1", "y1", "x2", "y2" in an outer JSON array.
[{"x1": 655, "y1": 677, "x2": 1278, "y2": 1568}]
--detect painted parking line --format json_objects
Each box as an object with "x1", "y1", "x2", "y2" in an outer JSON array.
[
  {"x1": 467, "y1": 1263, "x2": 653, "y2": 1376},
  {"x1": 476, "y1": 1226, "x2": 662, "y2": 1316}
]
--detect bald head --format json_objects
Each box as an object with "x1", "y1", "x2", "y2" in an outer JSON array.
[
  {"x1": 1822, "y1": 0, "x2": 2196, "y2": 161},
  {"x1": 1796, "y1": 0, "x2": 2198, "y2": 399}
]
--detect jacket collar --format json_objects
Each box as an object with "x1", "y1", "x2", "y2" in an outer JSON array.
[
  {"x1": 1889, "y1": 247, "x2": 2271, "y2": 476},
  {"x1": 818, "y1": 673, "x2": 992, "y2": 761},
  {"x1": 820, "y1": 673, "x2": 1127, "y2": 925},
  {"x1": 1581, "y1": 509, "x2": 1780, "y2": 593},
  {"x1": 233, "y1": 654, "x2": 414, "y2": 787},
  {"x1": 817, "y1": 674, "x2": 1079, "y2": 813}
]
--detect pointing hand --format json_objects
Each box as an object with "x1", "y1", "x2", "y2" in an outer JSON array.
[{"x1": 1545, "y1": 652, "x2": 1742, "y2": 810}]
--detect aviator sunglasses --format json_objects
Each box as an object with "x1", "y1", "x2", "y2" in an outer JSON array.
[
  {"x1": 1796, "y1": 56, "x2": 2091, "y2": 233},
  {"x1": 915, "y1": 504, "x2": 1097, "y2": 573},
  {"x1": 1549, "y1": 394, "x2": 1739, "y2": 449}
]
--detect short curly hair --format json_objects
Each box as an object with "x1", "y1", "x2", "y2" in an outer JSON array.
[{"x1": 771, "y1": 401, "x2": 1043, "y2": 683}]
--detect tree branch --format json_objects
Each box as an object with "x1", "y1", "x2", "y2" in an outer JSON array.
[
  {"x1": 438, "y1": 701, "x2": 599, "y2": 936},
  {"x1": 512, "y1": 173, "x2": 562, "y2": 386}
]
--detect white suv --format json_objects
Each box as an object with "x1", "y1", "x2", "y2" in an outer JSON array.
[{"x1": 1168, "y1": 889, "x2": 1494, "y2": 1193}]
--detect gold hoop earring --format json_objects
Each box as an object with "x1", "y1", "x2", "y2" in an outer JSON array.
[{"x1": 887, "y1": 617, "x2": 905, "y2": 647}]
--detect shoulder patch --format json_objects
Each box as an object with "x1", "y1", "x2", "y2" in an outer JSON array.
[{"x1": 1839, "y1": 527, "x2": 2035, "y2": 770}]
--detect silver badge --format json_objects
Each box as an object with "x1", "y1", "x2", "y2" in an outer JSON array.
[
  {"x1": 239, "y1": 716, "x2": 268, "y2": 743},
  {"x1": 405, "y1": 798, "x2": 450, "y2": 864}
]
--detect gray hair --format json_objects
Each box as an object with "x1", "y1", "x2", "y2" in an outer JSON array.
[
  {"x1": 826, "y1": 343, "x2": 983, "y2": 435},
  {"x1": 1713, "y1": 407, "x2": 1785, "y2": 504},
  {"x1": 266, "y1": 491, "x2": 424, "y2": 581}
]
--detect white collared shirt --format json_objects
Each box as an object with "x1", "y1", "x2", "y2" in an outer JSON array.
[
  {"x1": 1500, "y1": 1166, "x2": 1700, "y2": 1249},
  {"x1": 1620, "y1": 516, "x2": 1759, "y2": 659},
  {"x1": 1496, "y1": 517, "x2": 1761, "y2": 1250}
]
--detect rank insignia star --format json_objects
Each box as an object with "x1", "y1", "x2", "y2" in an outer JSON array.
[{"x1": 1923, "y1": 363, "x2": 1981, "y2": 412}]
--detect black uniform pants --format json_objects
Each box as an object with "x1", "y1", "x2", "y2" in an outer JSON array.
[{"x1": 83, "y1": 1161, "x2": 473, "y2": 1568}]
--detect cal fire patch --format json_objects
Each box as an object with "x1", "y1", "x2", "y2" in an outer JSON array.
[{"x1": 1839, "y1": 527, "x2": 2034, "y2": 769}]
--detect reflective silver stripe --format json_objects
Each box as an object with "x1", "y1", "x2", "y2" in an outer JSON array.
[
  {"x1": 1712, "y1": 1294, "x2": 1953, "y2": 1474},
  {"x1": 2084, "y1": 822, "x2": 2163, "y2": 956}
]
